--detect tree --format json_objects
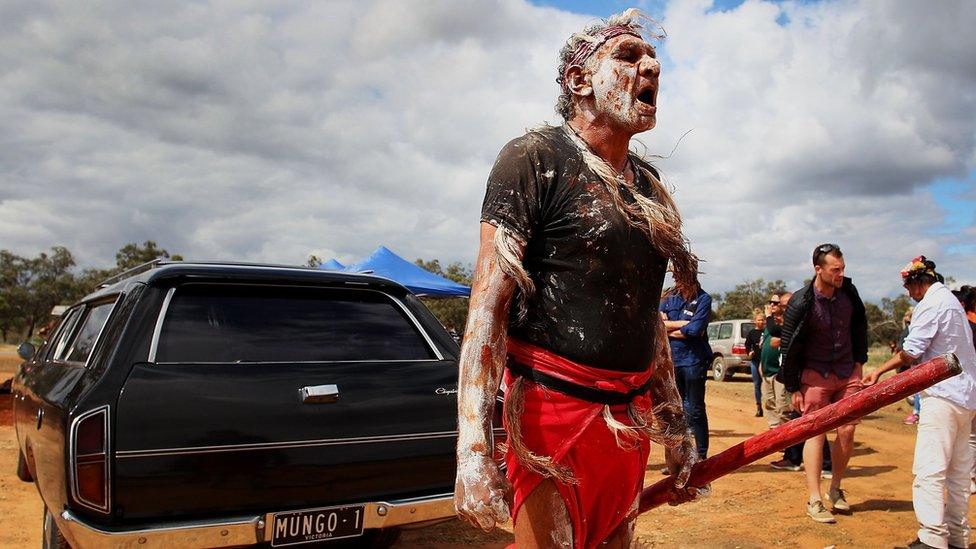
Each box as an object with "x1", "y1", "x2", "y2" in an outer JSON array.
[
  {"x1": 870, "y1": 294, "x2": 914, "y2": 350},
  {"x1": 0, "y1": 250, "x2": 29, "y2": 342},
  {"x1": 115, "y1": 241, "x2": 183, "y2": 271},
  {"x1": 77, "y1": 241, "x2": 184, "y2": 293},
  {"x1": 306, "y1": 255, "x2": 323, "y2": 268},
  {"x1": 22, "y1": 247, "x2": 85, "y2": 338},
  {"x1": 864, "y1": 302, "x2": 893, "y2": 348},
  {"x1": 414, "y1": 259, "x2": 473, "y2": 331},
  {"x1": 713, "y1": 278, "x2": 789, "y2": 320},
  {"x1": 0, "y1": 242, "x2": 187, "y2": 342}
]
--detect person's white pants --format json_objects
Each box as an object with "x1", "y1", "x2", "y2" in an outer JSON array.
[
  {"x1": 913, "y1": 395, "x2": 976, "y2": 549},
  {"x1": 761, "y1": 373, "x2": 791, "y2": 428}
]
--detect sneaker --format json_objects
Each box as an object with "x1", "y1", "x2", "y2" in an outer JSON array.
[
  {"x1": 771, "y1": 459, "x2": 802, "y2": 472},
  {"x1": 828, "y1": 487, "x2": 850, "y2": 512},
  {"x1": 821, "y1": 470, "x2": 833, "y2": 480},
  {"x1": 806, "y1": 500, "x2": 836, "y2": 523},
  {"x1": 904, "y1": 413, "x2": 919, "y2": 425}
]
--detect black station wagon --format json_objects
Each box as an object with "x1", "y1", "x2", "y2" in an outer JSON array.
[{"x1": 13, "y1": 262, "x2": 492, "y2": 548}]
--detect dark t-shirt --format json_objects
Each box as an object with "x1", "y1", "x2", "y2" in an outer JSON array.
[
  {"x1": 481, "y1": 125, "x2": 667, "y2": 372},
  {"x1": 745, "y1": 328, "x2": 763, "y2": 365}
]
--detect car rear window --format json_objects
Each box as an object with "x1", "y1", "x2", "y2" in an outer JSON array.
[
  {"x1": 155, "y1": 285, "x2": 436, "y2": 363},
  {"x1": 706, "y1": 324, "x2": 718, "y2": 340},
  {"x1": 64, "y1": 300, "x2": 117, "y2": 364},
  {"x1": 718, "y1": 323, "x2": 733, "y2": 340},
  {"x1": 740, "y1": 322, "x2": 755, "y2": 338}
]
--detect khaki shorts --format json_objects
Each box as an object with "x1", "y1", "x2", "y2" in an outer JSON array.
[{"x1": 799, "y1": 366, "x2": 863, "y2": 420}]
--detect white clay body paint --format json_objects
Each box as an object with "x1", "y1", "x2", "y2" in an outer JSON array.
[{"x1": 454, "y1": 223, "x2": 520, "y2": 531}]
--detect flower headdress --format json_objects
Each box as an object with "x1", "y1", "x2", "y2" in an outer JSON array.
[{"x1": 900, "y1": 255, "x2": 939, "y2": 283}]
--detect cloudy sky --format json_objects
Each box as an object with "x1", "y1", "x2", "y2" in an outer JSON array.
[{"x1": 1, "y1": 0, "x2": 974, "y2": 301}]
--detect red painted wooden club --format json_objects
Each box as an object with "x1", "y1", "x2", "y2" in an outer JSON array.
[{"x1": 640, "y1": 353, "x2": 962, "y2": 513}]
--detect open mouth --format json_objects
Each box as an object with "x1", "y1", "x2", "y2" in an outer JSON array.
[{"x1": 637, "y1": 87, "x2": 656, "y2": 108}]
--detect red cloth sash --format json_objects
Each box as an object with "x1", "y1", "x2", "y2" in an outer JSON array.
[{"x1": 504, "y1": 339, "x2": 654, "y2": 549}]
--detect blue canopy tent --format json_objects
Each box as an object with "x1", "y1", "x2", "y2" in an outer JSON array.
[
  {"x1": 319, "y1": 258, "x2": 345, "y2": 271},
  {"x1": 341, "y1": 246, "x2": 470, "y2": 298}
]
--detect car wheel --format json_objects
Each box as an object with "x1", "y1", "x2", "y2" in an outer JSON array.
[
  {"x1": 711, "y1": 356, "x2": 730, "y2": 382},
  {"x1": 42, "y1": 506, "x2": 71, "y2": 549},
  {"x1": 17, "y1": 450, "x2": 32, "y2": 482}
]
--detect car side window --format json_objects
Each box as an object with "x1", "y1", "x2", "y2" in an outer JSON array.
[
  {"x1": 718, "y1": 323, "x2": 733, "y2": 340},
  {"x1": 155, "y1": 284, "x2": 437, "y2": 363},
  {"x1": 64, "y1": 299, "x2": 118, "y2": 364},
  {"x1": 48, "y1": 307, "x2": 84, "y2": 362},
  {"x1": 740, "y1": 322, "x2": 755, "y2": 338},
  {"x1": 706, "y1": 324, "x2": 718, "y2": 340}
]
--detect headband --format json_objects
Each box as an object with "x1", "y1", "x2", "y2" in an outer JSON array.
[{"x1": 561, "y1": 25, "x2": 641, "y2": 93}]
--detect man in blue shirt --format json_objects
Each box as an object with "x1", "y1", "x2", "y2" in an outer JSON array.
[{"x1": 660, "y1": 278, "x2": 713, "y2": 459}]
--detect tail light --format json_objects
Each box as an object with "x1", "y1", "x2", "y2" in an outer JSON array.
[
  {"x1": 70, "y1": 406, "x2": 110, "y2": 512},
  {"x1": 731, "y1": 344, "x2": 747, "y2": 355}
]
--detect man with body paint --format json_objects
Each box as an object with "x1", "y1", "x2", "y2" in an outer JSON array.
[{"x1": 454, "y1": 9, "x2": 702, "y2": 548}]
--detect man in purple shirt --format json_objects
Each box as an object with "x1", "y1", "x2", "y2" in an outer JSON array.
[{"x1": 780, "y1": 244, "x2": 868, "y2": 523}]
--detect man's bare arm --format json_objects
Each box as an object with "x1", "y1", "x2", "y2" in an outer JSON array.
[
  {"x1": 663, "y1": 319, "x2": 689, "y2": 330},
  {"x1": 454, "y1": 222, "x2": 520, "y2": 531},
  {"x1": 863, "y1": 351, "x2": 914, "y2": 386},
  {"x1": 647, "y1": 318, "x2": 697, "y2": 491}
]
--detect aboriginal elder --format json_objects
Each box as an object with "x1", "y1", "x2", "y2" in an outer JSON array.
[{"x1": 454, "y1": 9, "x2": 702, "y2": 549}]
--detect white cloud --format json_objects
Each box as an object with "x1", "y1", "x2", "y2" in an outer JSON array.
[
  {"x1": 648, "y1": 0, "x2": 976, "y2": 299},
  {"x1": 0, "y1": 0, "x2": 973, "y2": 303}
]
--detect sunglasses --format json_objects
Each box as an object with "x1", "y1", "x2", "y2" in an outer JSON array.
[{"x1": 814, "y1": 243, "x2": 840, "y2": 263}]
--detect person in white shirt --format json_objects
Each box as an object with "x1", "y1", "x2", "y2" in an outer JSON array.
[{"x1": 864, "y1": 256, "x2": 976, "y2": 549}]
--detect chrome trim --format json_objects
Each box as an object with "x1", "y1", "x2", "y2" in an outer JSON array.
[
  {"x1": 154, "y1": 358, "x2": 441, "y2": 366},
  {"x1": 387, "y1": 293, "x2": 444, "y2": 360},
  {"x1": 61, "y1": 294, "x2": 123, "y2": 367},
  {"x1": 300, "y1": 384, "x2": 340, "y2": 404},
  {"x1": 50, "y1": 308, "x2": 84, "y2": 362},
  {"x1": 116, "y1": 430, "x2": 463, "y2": 459},
  {"x1": 147, "y1": 287, "x2": 175, "y2": 362},
  {"x1": 68, "y1": 405, "x2": 111, "y2": 513},
  {"x1": 146, "y1": 283, "x2": 444, "y2": 364},
  {"x1": 56, "y1": 493, "x2": 455, "y2": 548},
  {"x1": 58, "y1": 509, "x2": 263, "y2": 549}
]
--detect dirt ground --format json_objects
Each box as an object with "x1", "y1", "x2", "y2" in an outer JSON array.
[{"x1": 2, "y1": 345, "x2": 974, "y2": 548}]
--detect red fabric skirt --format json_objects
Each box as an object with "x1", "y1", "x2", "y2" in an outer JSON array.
[{"x1": 503, "y1": 339, "x2": 654, "y2": 549}]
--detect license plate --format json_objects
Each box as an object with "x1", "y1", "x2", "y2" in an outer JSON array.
[{"x1": 270, "y1": 505, "x2": 365, "y2": 547}]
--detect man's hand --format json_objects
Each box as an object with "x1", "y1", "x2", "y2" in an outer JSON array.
[
  {"x1": 864, "y1": 351, "x2": 913, "y2": 388},
  {"x1": 861, "y1": 370, "x2": 881, "y2": 386},
  {"x1": 791, "y1": 390, "x2": 804, "y2": 413},
  {"x1": 454, "y1": 453, "x2": 511, "y2": 531},
  {"x1": 665, "y1": 434, "x2": 697, "y2": 487},
  {"x1": 664, "y1": 433, "x2": 709, "y2": 505}
]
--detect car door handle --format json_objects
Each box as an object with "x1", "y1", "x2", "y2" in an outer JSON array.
[{"x1": 300, "y1": 384, "x2": 340, "y2": 404}]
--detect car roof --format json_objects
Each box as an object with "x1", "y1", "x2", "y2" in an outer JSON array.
[{"x1": 81, "y1": 261, "x2": 409, "y2": 303}]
